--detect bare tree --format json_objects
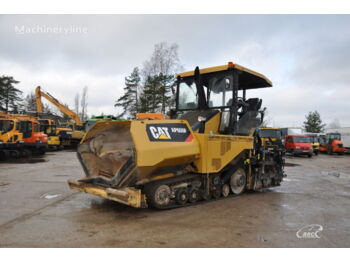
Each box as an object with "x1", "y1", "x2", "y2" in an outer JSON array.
[
  {"x1": 23, "y1": 92, "x2": 37, "y2": 112},
  {"x1": 81, "y1": 86, "x2": 88, "y2": 121},
  {"x1": 48, "y1": 104, "x2": 62, "y2": 117},
  {"x1": 328, "y1": 118, "x2": 341, "y2": 129},
  {"x1": 74, "y1": 92, "x2": 80, "y2": 116},
  {"x1": 142, "y1": 42, "x2": 183, "y2": 78}
]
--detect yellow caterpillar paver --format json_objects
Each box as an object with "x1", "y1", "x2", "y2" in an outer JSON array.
[{"x1": 69, "y1": 62, "x2": 285, "y2": 209}]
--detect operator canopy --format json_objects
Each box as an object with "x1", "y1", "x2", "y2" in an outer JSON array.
[
  {"x1": 176, "y1": 62, "x2": 272, "y2": 111},
  {"x1": 176, "y1": 62, "x2": 272, "y2": 90},
  {"x1": 176, "y1": 62, "x2": 272, "y2": 135}
]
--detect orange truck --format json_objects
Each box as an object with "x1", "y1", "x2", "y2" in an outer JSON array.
[{"x1": 319, "y1": 132, "x2": 346, "y2": 155}]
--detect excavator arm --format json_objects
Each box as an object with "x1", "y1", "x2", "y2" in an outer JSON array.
[{"x1": 35, "y1": 86, "x2": 83, "y2": 126}]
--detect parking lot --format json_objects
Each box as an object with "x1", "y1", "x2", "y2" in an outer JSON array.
[{"x1": 0, "y1": 151, "x2": 349, "y2": 247}]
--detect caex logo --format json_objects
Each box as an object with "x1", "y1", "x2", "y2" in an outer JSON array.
[{"x1": 296, "y1": 224, "x2": 323, "y2": 239}]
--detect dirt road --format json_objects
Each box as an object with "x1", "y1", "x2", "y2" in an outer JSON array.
[{"x1": 0, "y1": 151, "x2": 349, "y2": 247}]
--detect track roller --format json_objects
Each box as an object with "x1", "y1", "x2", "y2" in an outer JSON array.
[
  {"x1": 229, "y1": 168, "x2": 246, "y2": 195},
  {"x1": 175, "y1": 188, "x2": 188, "y2": 205},
  {"x1": 144, "y1": 183, "x2": 171, "y2": 209},
  {"x1": 222, "y1": 184, "x2": 230, "y2": 197},
  {"x1": 212, "y1": 186, "x2": 222, "y2": 199},
  {"x1": 188, "y1": 188, "x2": 200, "y2": 203}
]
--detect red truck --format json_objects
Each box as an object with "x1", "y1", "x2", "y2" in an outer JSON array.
[{"x1": 284, "y1": 135, "x2": 313, "y2": 158}]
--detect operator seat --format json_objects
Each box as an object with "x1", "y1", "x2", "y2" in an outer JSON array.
[
  {"x1": 236, "y1": 98, "x2": 262, "y2": 136},
  {"x1": 238, "y1": 98, "x2": 262, "y2": 119}
]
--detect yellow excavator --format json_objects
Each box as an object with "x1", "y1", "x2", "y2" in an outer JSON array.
[
  {"x1": 68, "y1": 62, "x2": 285, "y2": 209},
  {"x1": 0, "y1": 112, "x2": 48, "y2": 159},
  {"x1": 38, "y1": 118, "x2": 61, "y2": 150},
  {"x1": 0, "y1": 112, "x2": 24, "y2": 159},
  {"x1": 35, "y1": 86, "x2": 85, "y2": 147}
]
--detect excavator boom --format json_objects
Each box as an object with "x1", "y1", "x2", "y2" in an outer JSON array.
[{"x1": 35, "y1": 86, "x2": 83, "y2": 126}]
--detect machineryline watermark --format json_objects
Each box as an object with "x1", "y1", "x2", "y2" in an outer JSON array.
[{"x1": 14, "y1": 25, "x2": 88, "y2": 35}]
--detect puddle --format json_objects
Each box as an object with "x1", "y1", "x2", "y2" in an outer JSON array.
[
  {"x1": 281, "y1": 204, "x2": 293, "y2": 209},
  {"x1": 321, "y1": 170, "x2": 348, "y2": 178},
  {"x1": 40, "y1": 193, "x2": 62, "y2": 199},
  {"x1": 328, "y1": 171, "x2": 341, "y2": 178},
  {"x1": 283, "y1": 178, "x2": 299, "y2": 182}
]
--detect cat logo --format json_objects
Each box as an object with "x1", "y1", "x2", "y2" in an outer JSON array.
[
  {"x1": 146, "y1": 123, "x2": 191, "y2": 142},
  {"x1": 149, "y1": 126, "x2": 171, "y2": 140}
]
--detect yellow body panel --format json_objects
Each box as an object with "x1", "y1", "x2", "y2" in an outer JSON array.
[
  {"x1": 194, "y1": 133, "x2": 253, "y2": 173},
  {"x1": 56, "y1": 127, "x2": 72, "y2": 134},
  {"x1": 312, "y1": 142, "x2": 320, "y2": 150},
  {"x1": 204, "y1": 112, "x2": 221, "y2": 134},
  {"x1": 130, "y1": 120, "x2": 200, "y2": 178},
  {"x1": 72, "y1": 130, "x2": 85, "y2": 140},
  {"x1": 48, "y1": 136, "x2": 60, "y2": 146},
  {"x1": 0, "y1": 130, "x2": 23, "y2": 144},
  {"x1": 0, "y1": 118, "x2": 23, "y2": 144}
]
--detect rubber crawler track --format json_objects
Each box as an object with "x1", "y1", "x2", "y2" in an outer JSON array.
[{"x1": 143, "y1": 174, "x2": 280, "y2": 210}]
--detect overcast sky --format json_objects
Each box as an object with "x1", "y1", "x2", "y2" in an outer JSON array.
[{"x1": 0, "y1": 15, "x2": 349, "y2": 127}]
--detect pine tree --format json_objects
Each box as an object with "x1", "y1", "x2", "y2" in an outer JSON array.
[
  {"x1": 158, "y1": 73, "x2": 176, "y2": 113},
  {"x1": 138, "y1": 95, "x2": 150, "y2": 113},
  {"x1": 138, "y1": 73, "x2": 176, "y2": 113},
  {"x1": 140, "y1": 75, "x2": 164, "y2": 113},
  {"x1": 115, "y1": 67, "x2": 141, "y2": 118},
  {"x1": 303, "y1": 111, "x2": 326, "y2": 133},
  {"x1": 0, "y1": 75, "x2": 22, "y2": 113}
]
